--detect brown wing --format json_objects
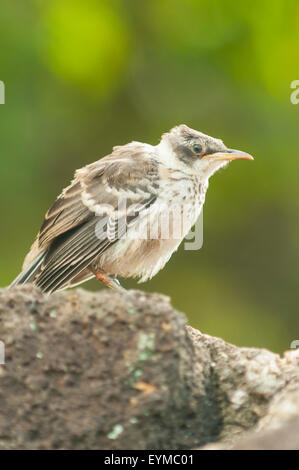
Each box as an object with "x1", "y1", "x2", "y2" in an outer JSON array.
[
  {"x1": 20, "y1": 145, "x2": 159, "y2": 293},
  {"x1": 38, "y1": 179, "x2": 95, "y2": 249},
  {"x1": 23, "y1": 144, "x2": 158, "y2": 266}
]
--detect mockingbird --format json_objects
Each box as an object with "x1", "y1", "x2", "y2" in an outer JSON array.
[{"x1": 10, "y1": 124, "x2": 253, "y2": 293}]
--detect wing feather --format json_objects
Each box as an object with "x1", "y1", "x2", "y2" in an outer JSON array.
[{"x1": 24, "y1": 148, "x2": 159, "y2": 292}]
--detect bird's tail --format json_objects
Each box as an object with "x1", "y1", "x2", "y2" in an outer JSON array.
[{"x1": 9, "y1": 251, "x2": 46, "y2": 288}]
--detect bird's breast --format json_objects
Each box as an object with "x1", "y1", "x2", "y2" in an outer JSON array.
[
  {"x1": 97, "y1": 173, "x2": 208, "y2": 282},
  {"x1": 158, "y1": 173, "x2": 208, "y2": 233}
]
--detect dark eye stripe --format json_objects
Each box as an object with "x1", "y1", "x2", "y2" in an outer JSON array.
[{"x1": 205, "y1": 146, "x2": 223, "y2": 156}]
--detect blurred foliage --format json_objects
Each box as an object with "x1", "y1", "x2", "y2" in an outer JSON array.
[
  {"x1": 42, "y1": 0, "x2": 130, "y2": 96},
  {"x1": 1, "y1": 0, "x2": 299, "y2": 353}
]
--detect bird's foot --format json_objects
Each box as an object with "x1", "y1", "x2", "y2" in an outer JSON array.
[{"x1": 91, "y1": 268, "x2": 125, "y2": 291}]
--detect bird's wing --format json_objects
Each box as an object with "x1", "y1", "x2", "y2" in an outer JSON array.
[{"x1": 30, "y1": 148, "x2": 159, "y2": 293}]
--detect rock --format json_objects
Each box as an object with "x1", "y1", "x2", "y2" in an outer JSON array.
[
  {"x1": 201, "y1": 417, "x2": 299, "y2": 450},
  {"x1": 0, "y1": 285, "x2": 298, "y2": 450}
]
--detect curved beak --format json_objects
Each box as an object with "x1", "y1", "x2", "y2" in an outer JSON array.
[{"x1": 202, "y1": 149, "x2": 254, "y2": 161}]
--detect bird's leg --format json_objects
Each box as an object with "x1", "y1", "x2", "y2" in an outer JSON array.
[{"x1": 90, "y1": 267, "x2": 125, "y2": 291}]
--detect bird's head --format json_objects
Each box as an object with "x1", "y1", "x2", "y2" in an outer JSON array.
[{"x1": 157, "y1": 124, "x2": 253, "y2": 179}]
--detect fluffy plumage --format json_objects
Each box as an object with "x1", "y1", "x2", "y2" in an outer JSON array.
[{"x1": 10, "y1": 124, "x2": 253, "y2": 293}]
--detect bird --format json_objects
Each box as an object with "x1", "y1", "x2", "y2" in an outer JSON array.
[{"x1": 10, "y1": 124, "x2": 253, "y2": 294}]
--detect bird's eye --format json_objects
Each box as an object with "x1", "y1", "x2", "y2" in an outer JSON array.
[{"x1": 192, "y1": 144, "x2": 202, "y2": 154}]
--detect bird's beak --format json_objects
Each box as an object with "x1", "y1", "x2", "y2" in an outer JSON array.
[{"x1": 202, "y1": 149, "x2": 254, "y2": 161}]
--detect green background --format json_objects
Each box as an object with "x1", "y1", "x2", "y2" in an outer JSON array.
[{"x1": 1, "y1": 0, "x2": 299, "y2": 353}]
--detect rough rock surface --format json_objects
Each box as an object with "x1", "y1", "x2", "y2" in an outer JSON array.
[{"x1": 0, "y1": 285, "x2": 298, "y2": 450}]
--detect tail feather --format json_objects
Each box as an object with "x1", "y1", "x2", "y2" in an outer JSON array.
[{"x1": 9, "y1": 251, "x2": 46, "y2": 288}]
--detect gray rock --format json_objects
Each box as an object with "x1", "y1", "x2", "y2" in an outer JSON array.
[{"x1": 0, "y1": 285, "x2": 298, "y2": 449}]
